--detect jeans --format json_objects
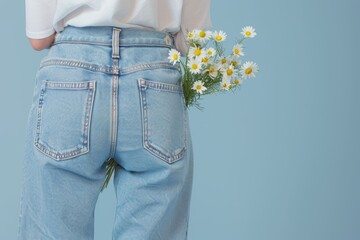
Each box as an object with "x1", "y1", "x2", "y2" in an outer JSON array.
[{"x1": 17, "y1": 26, "x2": 193, "y2": 240}]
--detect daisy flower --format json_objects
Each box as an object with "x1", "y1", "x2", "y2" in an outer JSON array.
[
  {"x1": 212, "y1": 62, "x2": 223, "y2": 78},
  {"x1": 167, "y1": 48, "x2": 181, "y2": 65},
  {"x1": 186, "y1": 29, "x2": 197, "y2": 41},
  {"x1": 194, "y1": 29, "x2": 213, "y2": 44},
  {"x1": 230, "y1": 60, "x2": 240, "y2": 68},
  {"x1": 241, "y1": 26, "x2": 257, "y2": 38},
  {"x1": 220, "y1": 79, "x2": 232, "y2": 90},
  {"x1": 232, "y1": 78, "x2": 243, "y2": 85},
  {"x1": 216, "y1": 62, "x2": 227, "y2": 76},
  {"x1": 223, "y1": 64, "x2": 238, "y2": 81},
  {"x1": 201, "y1": 56, "x2": 210, "y2": 65},
  {"x1": 205, "y1": 47, "x2": 216, "y2": 58},
  {"x1": 202, "y1": 62, "x2": 217, "y2": 76},
  {"x1": 188, "y1": 46, "x2": 206, "y2": 59},
  {"x1": 228, "y1": 54, "x2": 241, "y2": 68},
  {"x1": 240, "y1": 61, "x2": 259, "y2": 79},
  {"x1": 212, "y1": 30, "x2": 227, "y2": 42},
  {"x1": 232, "y1": 43, "x2": 244, "y2": 57},
  {"x1": 207, "y1": 64, "x2": 218, "y2": 79},
  {"x1": 218, "y1": 55, "x2": 233, "y2": 70},
  {"x1": 187, "y1": 58, "x2": 203, "y2": 74},
  {"x1": 220, "y1": 56, "x2": 228, "y2": 65},
  {"x1": 192, "y1": 80, "x2": 207, "y2": 94}
]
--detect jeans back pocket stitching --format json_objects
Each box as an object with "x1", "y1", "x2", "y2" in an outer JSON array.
[
  {"x1": 138, "y1": 78, "x2": 187, "y2": 164},
  {"x1": 33, "y1": 80, "x2": 96, "y2": 160}
]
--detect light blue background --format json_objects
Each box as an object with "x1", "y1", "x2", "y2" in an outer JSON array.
[{"x1": 1, "y1": 0, "x2": 359, "y2": 239}]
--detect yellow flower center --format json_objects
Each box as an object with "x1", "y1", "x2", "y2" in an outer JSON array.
[
  {"x1": 245, "y1": 31, "x2": 251, "y2": 36},
  {"x1": 199, "y1": 31, "x2": 206, "y2": 38},
  {"x1": 208, "y1": 50, "x2": 213, "y2": 55},
  {"x1": 189, "y1": 33, "x2": 194, "y2": 38},
  {"x1": 234, "y1": 49, "x2": 239, "y2": 54},
  {"x1": 192, "y1": 64, "x2": 198, "y2": 70},
  {"x1": 196, "y1": 85, "x2": 202, "y2": 90},
  {"x1": 195, "y1": 48, "x2": 201, "y2": 56},
  {"x1": 245, "y1": 67, "x2": 253, "y2": 74},
  {"x1": 231, "y1": 61, "x2": 237, "y2": 67},
  {"x1": 216, "y1": 35, "x2": 222, "y2": 41},
  {"x1": 202, "y1": 57, "x2": 209, "y2": 63},
  {"x1": 221, "y1": 58, "x2": 227, "y2": 64},
  {"x1": 223, "y1": 82, "x2": 228, "y2": 88},
  {"x1": 234, "y1": 79, "x2": 239, "y2": 84},
  {"x1": 173, "y1": 54, "x2": 178, "y2": 60},
  {"x1": 227, "y1": 69, "x2": 233, "y2": 76},
  {"x1": 209, "y1": 67, "x2": 215, "y2": 73}
]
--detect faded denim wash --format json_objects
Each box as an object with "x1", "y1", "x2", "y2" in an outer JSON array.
[{"x1": 17, "y1": 26, "x2": 194, "y2": 240}]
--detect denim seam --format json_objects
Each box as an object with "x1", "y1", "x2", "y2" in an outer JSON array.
[
  {"x1": 108, "y1": 27, "x2": 121, "y2": 160},
  {"x1": 109, "y1": 73, "x2": 119, "y2": 159},
  {"x1": 33, "y1": 80, "x2": 96, "y2": 160},
  {"x1": 17, "y1": 157, "x2": 26, "y2": 239},
  {"x1": 138, "y1": 78, "x2": 187, "y2": 164},
  {"x1": 185, "y1": 220, "x2": 189, "y2": 240},
  {"x1": 138, "y1": 77, "x2": 183, "y2": 93},
  {"x1": 121, "y1": 62, "x2": 181, "y2": 75},
  {"x1": 40, "y1": 59, "x2": 115, "y2": 74},
  {"x1": 84, "y1": 82, "x2": 96, "y2": 154},
  {"x1": 39, "y1": 59, "x2": 181, "y2": 75},
  {"x1": 52, "y1": 40, "x2": 175, "y2": 49},
  {"x1": 44, "y1": 81, "x2": 96, "y2": 89}
]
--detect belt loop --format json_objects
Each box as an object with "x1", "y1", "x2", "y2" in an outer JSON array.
[
  {"x1": 169, "y1": 32, "x2": 175, "y2": 47},
  {"x1": 165, "y1": 32, "x2": 175, "y2": 47},
  {"x1": 112, "y1": 27, "x2": 122, "y2": 59}
]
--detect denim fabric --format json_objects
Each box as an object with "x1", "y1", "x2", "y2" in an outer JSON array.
[{"x1": 17, "y1": 26, "x2": 193, "y2": 240}]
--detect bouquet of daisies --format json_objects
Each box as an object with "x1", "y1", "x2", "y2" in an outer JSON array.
[
  {"x1": 100, "y1": 26, "x2": 259, "y2": 192},
  {"x1": 168, "y1": 26, "x2": 259, "y2": 110}
]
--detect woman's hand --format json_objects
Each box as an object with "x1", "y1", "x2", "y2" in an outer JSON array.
[{"x1": 28, "y1": 32, "x2": 56, "y2": 51}]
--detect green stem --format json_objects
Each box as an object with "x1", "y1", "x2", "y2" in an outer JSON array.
[{"x1": 101, "y1": 158, "x2": 118, "y2": 192}]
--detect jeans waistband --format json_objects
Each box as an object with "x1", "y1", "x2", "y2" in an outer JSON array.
[{"x1": 53, "y1": 26, "x2": 176, "y2": 48}]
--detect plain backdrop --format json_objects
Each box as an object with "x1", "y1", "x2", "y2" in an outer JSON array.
[{"x1": 1, "y1": 0, "x2": 360, "y2": 239}]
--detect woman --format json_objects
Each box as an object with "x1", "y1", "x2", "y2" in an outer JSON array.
[{"x1": 18, "y1": 0, "x2": 212, "y2": 239}]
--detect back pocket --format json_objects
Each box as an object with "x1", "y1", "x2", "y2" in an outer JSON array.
[
  {"x1": 138, "y1": 77, "x2": 187, "y2": 164},
  {"x1": 34, "y1": 80, "x2": 96, "y2": 160}
]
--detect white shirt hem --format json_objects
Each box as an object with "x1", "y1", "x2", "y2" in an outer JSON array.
[{"x1": 26, "y1": 28, "x2": 56, "y2": 39}]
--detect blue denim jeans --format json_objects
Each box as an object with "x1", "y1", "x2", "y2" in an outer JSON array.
[{"x1": 17, "y1": 26, "x2": 193, "y2": 240}]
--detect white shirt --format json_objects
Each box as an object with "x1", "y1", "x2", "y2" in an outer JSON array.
[{"x1": 25, "y1": 0, "x2": 213, "y2": 56}]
